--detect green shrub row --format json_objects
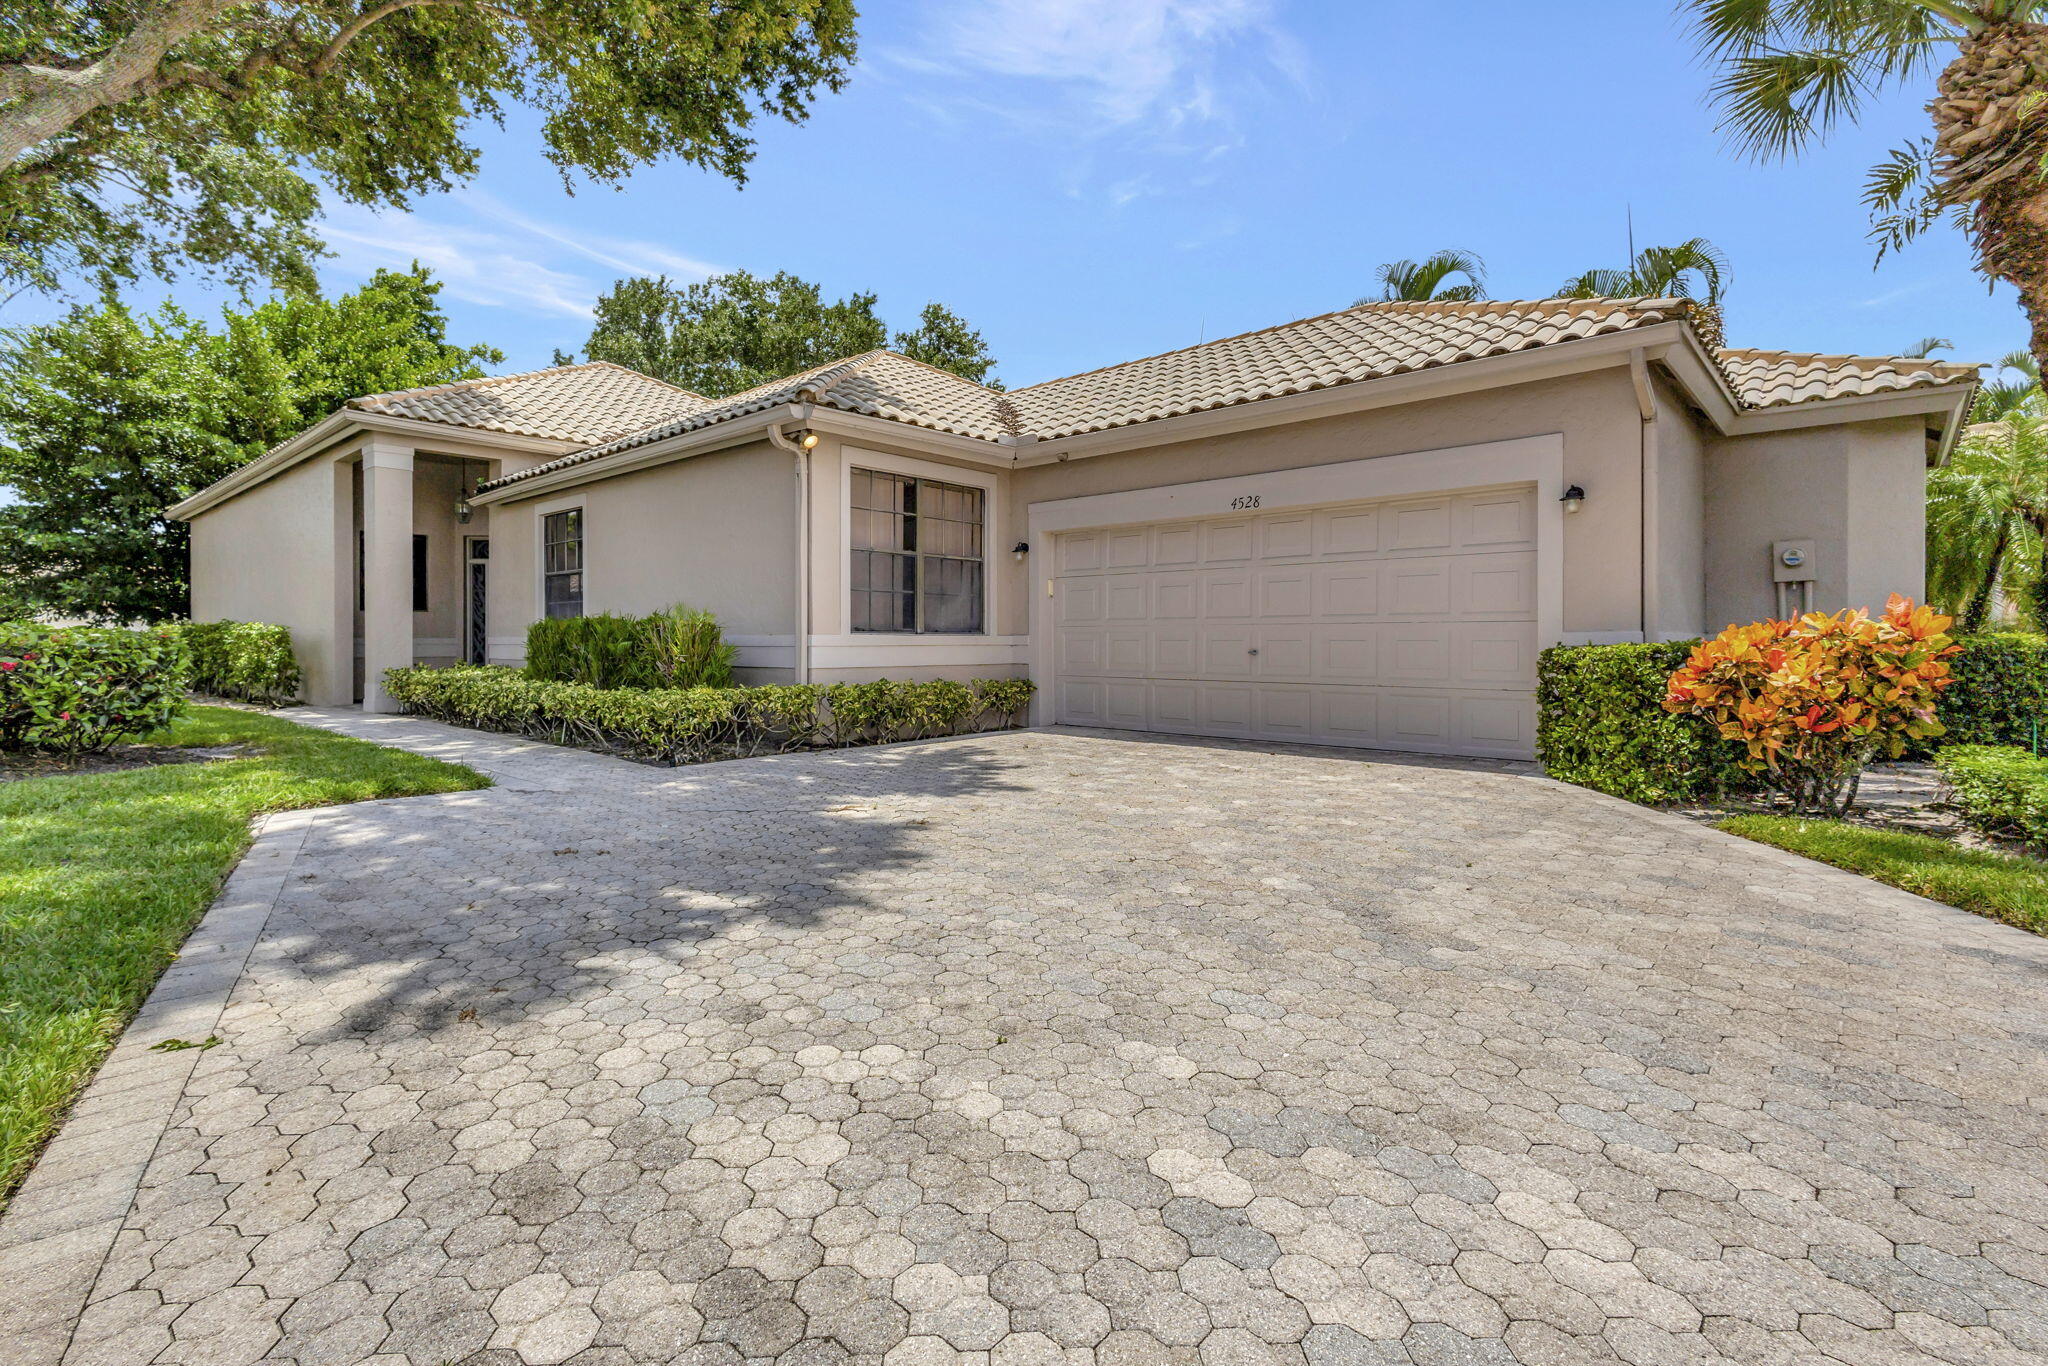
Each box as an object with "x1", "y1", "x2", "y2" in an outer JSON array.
[
  {"x1": 0, "y1": 622, "x2": 190, "y2": 755},
  {"x1": 1935, "y1": 744, "x2": 2048, "y2": 853},
  {"x1": 526, "y1": 606, "x2": 737, "y2": 690},
  {"x1": 383, "y1": 665, "x2": 1036, "y2": 764},
  {"x1": 174, "y1": 620, "x2": 302, "y2": 704},
  {"x1": 1542, "y1": 632, "x2": 2048, "y2": 804},
  {"x1": 1934, "y1": 632, "x2": 2048, "y2": 750},
  {"x1": 1536, "y1": 641, "x2": 1754, "y2": 804}
]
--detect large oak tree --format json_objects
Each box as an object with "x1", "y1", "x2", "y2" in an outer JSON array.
[{"x1": 0, "y1": 1, "x2": 856, "y2": 299}]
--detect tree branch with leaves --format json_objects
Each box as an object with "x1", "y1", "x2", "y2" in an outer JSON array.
[{"x1": 0, "y1": 1, "x2": 857, "y2": 300}]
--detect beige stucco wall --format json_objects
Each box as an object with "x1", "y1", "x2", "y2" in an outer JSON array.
[
  {"x1": 1703, "y1": 416, "x2": 1927, "y2": 629},
  {"x1": 487, "y1": 438, "x2": 797, "y2": 680},
  {"x1": 188, "y1": 452, "x2": 351, "y2": 705},
  {"x1": 1653, "y1": 376, "x2": 1708, "y2": 641}
]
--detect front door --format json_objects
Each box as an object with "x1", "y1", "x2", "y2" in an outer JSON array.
[{"x1": 465, "y1": 537, "x2": 489, "y2": 664}]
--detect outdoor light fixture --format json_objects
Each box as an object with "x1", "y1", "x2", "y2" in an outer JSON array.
[
  {"x1": 1013, "y1": 541, "x2": 1030, "y2": 561},
  {"x1": 1559, "y1": 484, "x2": 1586, "y2": 514},
  {"x1": 455, "y1": 497, "x2": 473, "y2": 525},
  {"x1": 801, "y1": 432, "x2": 820, "y2": 450}
]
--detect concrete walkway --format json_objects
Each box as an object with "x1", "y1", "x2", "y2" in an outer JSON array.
[{"x1": 5, "y1": 711, "x2": 2047, "y2": 1366}]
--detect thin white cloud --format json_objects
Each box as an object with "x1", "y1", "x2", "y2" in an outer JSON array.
[
  {"x1": 314, "y1": 199, "x2": 723, "y2": 322},
  {"x1": 904, "y1": 0, "x2": 1307, "y2": 133}
]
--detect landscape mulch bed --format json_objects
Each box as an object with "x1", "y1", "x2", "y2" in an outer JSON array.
[{"x1": 0, "y1": 743, "x2": 248, "y2": 783}]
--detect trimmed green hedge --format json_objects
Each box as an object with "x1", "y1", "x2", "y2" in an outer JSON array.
[
  {"x1": 1935, "y1": 632, "x2": 2048, "y2": 749},
  {"x1": 1936, "y1": 744, "x2": 2048, "y2": 852},
  {"x1": 0, "y1": 623, "x2": 189, "y2": 755},
  {"x1": 526, "y1": 606, "x2": 737, "y2": 690},
  {"x1": 384, "y1": 665, "x2": 1035, "y2": 765},
  {"x1": 176, "y1": 620, "x2": 302, "y2": 704},
  {"x1": 1536, "y1": 641, "x2": 1752, "y2": 804}
]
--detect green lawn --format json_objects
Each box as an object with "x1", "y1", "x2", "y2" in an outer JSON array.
[
  {"x1": 0, "y1": 706, "x2": 487, "y2": 1208},
  {"x1": 1717, "y1": 814, "x2": 2048, "y2": 936}
]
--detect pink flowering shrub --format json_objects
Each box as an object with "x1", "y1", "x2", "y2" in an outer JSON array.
[{"x1": 0, "y1": 623, "x2": 189, "y2": 755}]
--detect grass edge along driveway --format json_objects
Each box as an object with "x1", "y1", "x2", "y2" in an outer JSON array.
[
  {"x1": 1718, "y1": 813, "x2": 2048, "y2": 936},
  {"x1": 0, "y1": 705, "x2": 487, "y2": 1209}
]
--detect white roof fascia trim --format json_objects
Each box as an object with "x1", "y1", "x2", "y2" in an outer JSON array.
[
  {"x1": 1008, "y1": 325, "x2": 1695, "y2": 465},
  {"x1": 470, "y1": 407, "x2": 803, "y2": 505},
  {"x1": 803, "y1": 410, "x2": 1018, "y2": 465},
  {"x1": 169, "y1": 410, "x2": 581, "y2": 520},
  {"x1": 1722, "y1": 386, "x2": 1978, "y2": 435}
]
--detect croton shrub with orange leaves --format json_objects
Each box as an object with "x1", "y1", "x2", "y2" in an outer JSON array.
[{"x1": 1662, "y1": 595, "x2": 1957, "y2": 816}]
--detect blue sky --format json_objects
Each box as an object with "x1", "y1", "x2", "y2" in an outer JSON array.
[{"x1": 8, "y1": 0, "x2": 2029, "y2": 389}]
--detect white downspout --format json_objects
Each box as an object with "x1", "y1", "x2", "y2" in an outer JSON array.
[
  {"x1": 1629, "y1": 349, "x2": 1660, "y2": 643},
  {"x1": 766, "y1": 408, "x2": 816, "y2": 684}
]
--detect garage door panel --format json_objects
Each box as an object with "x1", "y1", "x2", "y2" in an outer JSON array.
[
  {"x1": 1154, "y1": 524, "x2": 1200, "y2": 565},
  {"x1": 1257, "y1": 686, "x2": 1315, "y2": 738},
  {"x1": 1059, "y1": 679, "x2": 1103, "y2": 723},
  {"x1": 1317, "y1": 563, "x2": 1379, "y2": 618},
  {"x1": 1453, "y1": 552, "x2": 1537, "y2": 617},
  {"x1": 1050, "y1": 485, "x2": 1537, "y2": 758},
  {"x1": 1058, "y1": 578, "x2": 1104, "y2": 625},
  {"x1": 1381, "y1": 624, "x2": 1452, "y2": 686},
  {"x1": 1204, "y1": 575, "x2": 1253, "y2": 619},
  {"x1": 1385, "y1": 498, "x2": 1454, "y2": 551},
  {"x1": 1105, "y1": 528, "x2": 1150, "y2": 569},
  {"x1": 1259, "y1": 513, "x2": 1314, "y2": 559},
  {"x1": 1059, "y1": 629, "x2": 1106, "y2": 674},
  {"x1": 1454, "y1": 623, "x2": 1537, "y2": 687},
  {"x1": 1256, "y1": 568, "x2": 1314, "y2": 617},
  {"x1": 1104, "y1": 578, "x2": 1149, "y2": 621},
  {"x1": 1103, "y1": 630, "x2": 1150, "y2": 674},
  {"x1": 1254, "y1": 627, "x2": 1315, "y2": 680},
  {"x1": 1155, "y1": 629, "x2": 1198, "y2": 675},
  {"x1": 1154, "y1": 574, "x2": 1200, "y2": 618},
  {"x1": 1317, "y1": 505, "x2": 1379, "y2": 555},
  {"x1": 1201, "y1": 685, "x2": 1255, "y2": 733},
  {"x1": 1201, "y1": 628, "x2": 1255, "y2": 677},
  {"x1": 1152, "y1": 682, "x2": 1199, "y2": 729},
  {"x1": 1059, "y1": 533, "x2": 1103, "y2": 574},
  {"x1": 1457, "y1": 489, "x2": 1536, "y2": 548},
  {"x1": 1385, "y1": 559, "x2": 1452, "y2": 616},
  {"x1": 1203, "y1": 520, "x2": 1255, "y2": 562},
  {"x1": 1317, "y1": 626, "x2": 1376, "y2": 681},
  {"x1": 1102, "y1": 681, "x2": 1149, "y2": 727}
]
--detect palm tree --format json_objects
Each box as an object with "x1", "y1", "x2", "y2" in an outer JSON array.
[
  {"x1": 1927, "y1": 414, "x2": 2048, "y2": 631},
  {"x1": 1357, "y1": 250, "x2": 1487, "y2": 307},
  {"x1": 1976, "y1": 348, "x2": 2043, "y2": 422},
  {"x1": 1686, "y1": 2, "x2": 2048, "y2": 372},
  {"x1": 1558, "y1": 238, "x2": 1732, "y2": 345}
]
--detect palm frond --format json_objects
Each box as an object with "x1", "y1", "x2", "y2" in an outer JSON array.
[
  {"x1": 1368, "y1": 248, "x2": 1488, "y2": 303},
  {"x1": 1684, "y1": 1, "x2": 1970, "y2": 160},
  {"x1": 1904, "y1": 336, "x2": 1953, "y2": 358}
]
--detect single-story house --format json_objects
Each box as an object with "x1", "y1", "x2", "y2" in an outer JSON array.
[{"x1": 171, "y1": 296, "x2": 1979, "y2": 759}]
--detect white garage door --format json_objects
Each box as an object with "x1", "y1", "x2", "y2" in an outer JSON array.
[{"x1": 1052, "y1": 485, "x2": 1539, "y2": 758}]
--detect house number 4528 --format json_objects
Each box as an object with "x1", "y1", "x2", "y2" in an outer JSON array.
[{"x1": 1230, "y1": 494, "x2": 1261, "y2": 510}]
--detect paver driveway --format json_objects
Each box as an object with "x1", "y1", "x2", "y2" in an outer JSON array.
[{"x1": 6, "y1": 715, "x2": 2048, "y2": 1366}]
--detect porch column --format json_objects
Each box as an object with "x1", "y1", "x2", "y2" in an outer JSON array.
[{"x1": 361, "y1": 438, "x2": 415, "y2": 712}]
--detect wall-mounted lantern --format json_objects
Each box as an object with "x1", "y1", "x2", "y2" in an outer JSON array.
[
  {"x1": 1559, "y1": 484, "x2": 1586, "y2": 514},
  {"x1": 1012, "y1": 541, "x2": 1030, "y2": 562}
]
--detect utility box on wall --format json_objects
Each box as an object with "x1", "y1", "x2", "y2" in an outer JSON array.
[{"x1": 1773, "y1": 538, "x2": 1817, "y2": 617}]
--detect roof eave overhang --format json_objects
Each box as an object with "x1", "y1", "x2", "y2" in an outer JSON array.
[
  {"x1": 470, "y1": 405, "x2": 1016, "y2": 505},
  {"x1": 168, "y1": 410, "x2": 583, "y2": 520},
  {"x1": 1010, "y1": 323, "x2": 1710, "y2": 465}
]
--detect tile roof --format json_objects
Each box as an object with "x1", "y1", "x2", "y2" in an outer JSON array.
[
  {"x1": 1713, "y1": 349, "x2": 1981, "y2": 410},
  {"x1": 451, "y1": 299, "x2": 1980, "y2": 493},
  {"x1": 348, "y1": 361, "x2": 709, "y2": 444}
]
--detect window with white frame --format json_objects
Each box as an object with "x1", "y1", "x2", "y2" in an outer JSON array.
[
  {"x1": 850, "y1": 469, "x2": 984, "y2": 633},
  {"x1": 543, "y1": 508, "x2": 584, "y2": 618}
]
